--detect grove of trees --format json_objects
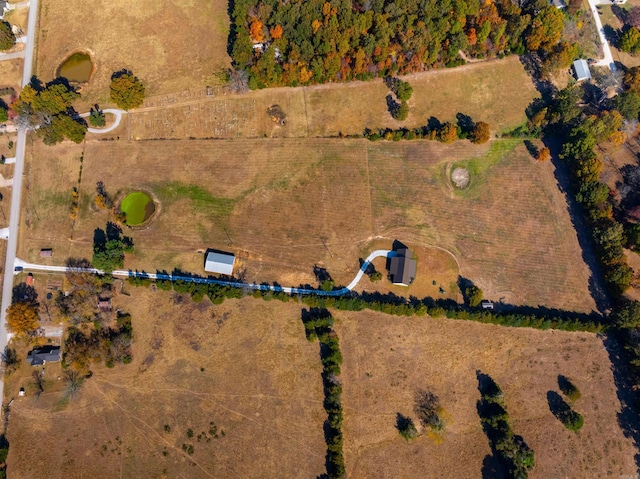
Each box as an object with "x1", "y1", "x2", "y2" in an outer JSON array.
[
  {"x1": 0, "y1": 21, "x2": 15, "y2": 51},
  {"x1": 7, "y1": 283, "x2": 40, "y2": 339},
  {"x1": 11, "y1": 77, "x2": 87, "y2": 144},
  {"x1": 92, "y1": 222, "x2": 134, "y2": 273},
  {"x1": 231, "y1": 0, "x2": 567, "y2": 88}
]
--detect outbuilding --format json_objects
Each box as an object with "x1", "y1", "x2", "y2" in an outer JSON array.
[
  {"x1": 573, "y1": 59, "x2": 591, "y2": 82},
  {"x1": 481, "y1": 300, "x2": 494, "y2": 310},
  {"x1": 389, "y1": 248, "x2": 417, "y2": 286},
  {"x1": 204, "y1": 250, "x2": 236, "y2": 276}
]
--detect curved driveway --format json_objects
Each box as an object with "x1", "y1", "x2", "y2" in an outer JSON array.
[
  {"x1": 15, "y1": 249, "x2": 394, "y2": 297},
  {"x1": 80, "y1": 108, "x2": 126, "y2": 134}
]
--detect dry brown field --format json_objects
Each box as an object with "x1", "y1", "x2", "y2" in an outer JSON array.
[
  {"x1": 21, "y1": 136, "x2": 595, "y2": 312},
  {"x1": 127, "y1": 56, "x2": 538, "y2": 141},
  {"x1": 5, "y1": 294, "x2": 635, "y2": 478},
  {"x1": 5, "y1": 293, "x2": 326, "y2": 479},
  {"x1": 336, "y1": 309, "x2": 637, "y2": 478},
  {"x1": 35, "y1": 0, "x2": 231, "y2": 109}
]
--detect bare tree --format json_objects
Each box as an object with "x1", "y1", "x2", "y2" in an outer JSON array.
[
  {"x1": 32, "y1": 370, "x2": 44, "y2": 398},
  {"x1": 228, "y1": 69, "x2": 249, "y2": 94}
]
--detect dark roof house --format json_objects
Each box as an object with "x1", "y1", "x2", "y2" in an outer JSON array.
[
  {"x1": 389, "y1": 248, "x2": 417, "y2": 286},
  {"x1": 204, "y1": 250, "x2": 236, "y2": 275},
  {"x1": 26, "y1": 346, "x2": 61, "y2": 366}
]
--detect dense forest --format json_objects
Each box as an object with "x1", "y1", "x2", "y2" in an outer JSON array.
[{"x1": 230, "y1": 0, "x2": 567, "y2": 87}]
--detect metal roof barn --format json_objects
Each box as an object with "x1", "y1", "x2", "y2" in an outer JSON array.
[
  {"x1": 204, "y1": 251, "x2": 236, "y2": 275},
  {"x1": 573, "y1": 59, "x2": 591, "y2": 82}
]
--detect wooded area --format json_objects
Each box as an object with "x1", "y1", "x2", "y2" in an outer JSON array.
[{"x1": 230, "y1": 0, "x2": 566, "y2": 87}]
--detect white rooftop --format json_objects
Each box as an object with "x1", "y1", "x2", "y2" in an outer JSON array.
[
  {"x1": 205, "y1": 251, "x2": 235, "y2": 276},
  {"x1": 573, "y1": 59, "x2": 591, "y2": 82}
]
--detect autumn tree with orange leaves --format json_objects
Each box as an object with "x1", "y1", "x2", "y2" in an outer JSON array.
[
  {"x1": 250, "y1": 20, "x2": 264, "y2": 42},
  {"x1": 537, "y1": 147, "x2": 551, "y2": 162}
]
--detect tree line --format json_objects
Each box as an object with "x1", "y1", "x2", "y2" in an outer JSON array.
[
  {"x1": 230, "y1": 0, "x2": 568, "y2": 88},
  {"x1": 126, "y1": 271, "x2": 604, "y2": 332},
  {"x1": 302, "y1": 308, "x2": 345, "y2": 478}
]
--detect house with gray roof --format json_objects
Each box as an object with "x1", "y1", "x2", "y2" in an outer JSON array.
[
  {"x1": 389, "y1": 248, "x2": 417, "y2": 286},
  {"x1": 26, "y1": 346, "x2": 61, "y2": 366}
]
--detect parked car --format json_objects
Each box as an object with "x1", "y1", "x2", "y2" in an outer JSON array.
[{"x1": 14, "y1": 266, "x2": 23, "y2": 272}]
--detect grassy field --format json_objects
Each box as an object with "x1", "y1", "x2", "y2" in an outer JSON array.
[
  {"x1": 127, "y1": 56, "x2": 539, "y2": 140},
  {"x1": 5, "y1": 293, "x2": 326, "y2": 479},
  {"x1": 35, "y1": 0, "x2": 231, "y2": 109},
  {"x1": 5, "y1": 294, "x2": 634, "y2": 477},
  {"x1": 22, "y1": 136, "x2": 595, "y2": 312},
  {"x1": 336, "y1": 309, "x2": 637, "y2": 478}
]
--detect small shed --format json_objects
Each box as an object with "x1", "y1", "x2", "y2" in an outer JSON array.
[
  {"x1": 26, "y1": 346, "x2": 61, "y2": 366},
  {"x1": 549, "y1": 0, "x2": 566, "y2": 8},
  {"x1": 389, "y1": 248, "x2": 417, "y2": 286},
  {"x1": 573, "y1": 59, "x2": 591, "y2": 82},
  {"x1": 481, "y1": 300, "x2": 494, "y2": 310},
  {"x1": 98, "y1": 298, "x2": 112, "y2": 312},
  {"x1": 26, "y1": 273, "x2": 33, "y2": 286},
  {"x1": 39, "y1": 248, "x2": 53, "y2": 258},
  {"x1": 204, "y1": 251, "x2": 236, "y2": 276}
]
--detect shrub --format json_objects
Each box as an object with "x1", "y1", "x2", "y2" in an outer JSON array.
[
  {"x1": 561, "y1": 409, "x2": 584, "y2": 431},
  {"x1": 464, "y1": 285, "x2": 483, "y2": 308},
  {"x1": 470, "y1": 121, "x2": 490, "y2": 144},
  {"x1": 369, "y1": 271, "x2": 383, "y2": 282},
  {"x1": 89, "y1": 108, "x2": 106, "y2": 127},
  {"x1": 396, "y1": 81, "x2": 413, "y2": 102},
  {"x1": 396, "y1": 414, "x2": 419, "y2": 441},
  {"x1": 110, "y1": 70, "x2": 145, "y2": 110},
  {"x1": 558, "y1": 375, "x2": 581, "y2": 402},
  {"x1": 394, "y1": 101, "x2": 409, "y2": 121}
]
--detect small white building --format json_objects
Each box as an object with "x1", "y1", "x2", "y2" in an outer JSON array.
[
  {"x1": 573, "y1": 59, "x2": 591, "y2": 82},
  {"x1": 204, "y1": 251, "x2": 236, "y2": 276}
]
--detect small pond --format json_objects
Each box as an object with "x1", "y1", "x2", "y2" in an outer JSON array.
[
  {"x1": 121, "y1": 191, "x2": 155, "y2": 226},
  {"x1": 57, "y1": 52, "x2": 93, "y2": 83}
]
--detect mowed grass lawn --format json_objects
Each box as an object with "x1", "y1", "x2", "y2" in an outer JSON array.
[
  {"x1": 35, "y1": 0, "x2": 231, "y2": 109},
  {"x1": 23, "y1": 136, "x2": 595, "y2": 312},
  {"x1": 5, "y1": 294, "x2": 325, "y2": 479}
]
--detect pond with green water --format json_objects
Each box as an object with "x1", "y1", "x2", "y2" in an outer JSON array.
[{"x1": 121, "y1": 192, "x2": 155, "y2": 226}]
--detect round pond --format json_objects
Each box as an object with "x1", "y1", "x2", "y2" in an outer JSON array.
[
  {"x1": 57, "y1": 52, "x2": 94, "y2": 83},
  {"x1": 121, "y1": 191, "x2": 155, "y2": 226}
]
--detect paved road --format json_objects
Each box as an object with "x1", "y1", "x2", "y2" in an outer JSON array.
[
  {"x1": 588, "y1": 0, "x2": 616, "y2": 71},
  {"x1": 0, "y1": 0, "x2": 38, "y2": 402},
  {"x1": 14, "y1": 249, "x2": 394, "y2": 297},
  {"x1": 79, "y1": 108, "x2": 126, "y2": 134}
]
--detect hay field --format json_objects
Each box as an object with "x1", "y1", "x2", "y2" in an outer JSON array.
[
  {"x1": 6, "y1": 295, "x2": 634, "y2": 478},
  {"x1": 22, "y1": 137, "x2": 595, "y2": 312},
  {"x1": 128, "y1": 56, "x2": 538, "y2": 140},
  {"x1": 336, "y1": 310, "x2": 637, "y2": 478},
  {"x1": 5, "y1": 293, "x2": 325, "y2": 479},
  {"x1": 35, "y1": 0, "x2": 231, "y2": 108}
]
